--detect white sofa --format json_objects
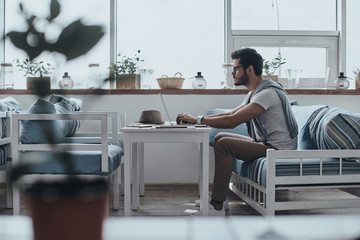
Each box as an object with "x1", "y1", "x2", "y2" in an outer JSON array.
[
  {"x1": 208, "y1": 104, "x2": 360, "y2": 216},
  {"x1": 9, "y1": 96, "x2": 125, "y2": 215}
]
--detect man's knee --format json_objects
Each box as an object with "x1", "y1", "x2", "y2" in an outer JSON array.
[
  {"x1": 215, "y1": 137, "x2": 232, "y2": 154},
  {"x1": 214, "y1": 132, "x2": 228, "y2": 146}
]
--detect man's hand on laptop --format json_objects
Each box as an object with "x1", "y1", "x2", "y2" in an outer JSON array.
[{"x1": 176, "y1": 113, "x2": 196, "y2": 124}]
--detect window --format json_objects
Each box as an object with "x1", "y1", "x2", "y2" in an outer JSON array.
[
  {"x1": 116, "y1": 0, "x2": 224, "y2": 89},
  {"x1": 1, "y1": 0, "x2": 359, "y2": 90},
  {"x1": 231, "y1": 0, "x2": 336, "y2": 31},
  {"x1": 346, "y1": 0, "x2": 360, "y2": 80},
  {"x1": 226, "y1": 0, "x2": 340, "y2": 89},
  {"x1": 2, "y1": 0, "x2": 224, "y2": 89}
]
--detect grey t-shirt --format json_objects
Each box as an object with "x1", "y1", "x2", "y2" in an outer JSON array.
[{"x1": 245, "y1": 88, "x2": 297, "y2": 150}]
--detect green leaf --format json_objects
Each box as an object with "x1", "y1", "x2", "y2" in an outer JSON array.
[
  {"x1": 19, "y1": 3, "x2": 24, "y2": 12},
  {"x1": 5, "y1": 31, "x2": 45, "y2": 60},
  {"x1": 48, "y1": 0, "x2": 61, "y2": 21},
  {"x1": 51, "y1": 20, "x2": 105, "y2": 60}
]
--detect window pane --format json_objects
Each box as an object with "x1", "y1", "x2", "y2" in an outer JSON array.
[
  {"x1": 346, "y1": 0, "x2": 360, "y2": 89},
  {"x1": 244, "y1": 47, "x2": 328, "y2": 89},
  {"x1": 117, "y1": 0, "x2": 224, "y2": 89},
  {"x1": 232, "y1": 0, "x2": 336, "y2": 31},
  {"x1": 5, "y1": 0, "x2": 110, "y2": 89}
]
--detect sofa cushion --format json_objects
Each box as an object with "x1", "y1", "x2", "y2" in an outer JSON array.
[
  {"x1": 49, "y1": 94, "x2": 82, "y2": 135},
  {"x1": 291, "y1": 104, "x2": 328, "y2": 150},
  {"x1": 309, "y1": 107, "x2": 360, "y2": 149},
  {"x1": 0, "y1": 96, "x2": 22, "y2": 112},
  {"x1": 207, "y1": 108, "x2": 248, "y2": 146},
  {"x1": 20, "y1": 144, "x2": 123, "y2": 175},
  {"x1": 20, "y1": 97, "x2": 80, "y2": 144}
]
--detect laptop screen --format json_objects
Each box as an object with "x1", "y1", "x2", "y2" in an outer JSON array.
[{"x1": 159, "y1": 93, "x2": 174, "y2": 125}]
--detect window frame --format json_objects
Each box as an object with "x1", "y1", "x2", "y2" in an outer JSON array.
[
  {"x1": 0, "y1": 0, "x2": 349, "y2": 91},
  {"x1": 224, "y1": 0, "x2": 345, "y2": 88},
  {"x1": 0, "y1": 0, "x2": 4, "y2": 64}
]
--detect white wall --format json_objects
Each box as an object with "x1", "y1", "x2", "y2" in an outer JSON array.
[{"x1": 7, "y1": 93, "x2": 360, "y2": 184}]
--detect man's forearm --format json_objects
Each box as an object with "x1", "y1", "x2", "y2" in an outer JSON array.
[{"x1": 202, "y1": 115, "x2": 238, "y2": 129}]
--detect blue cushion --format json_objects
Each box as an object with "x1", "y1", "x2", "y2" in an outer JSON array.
[
  {"x1": 0, "y1": 96, "x2": 22, "y2": 112},
  {"x1": 20, "y1": 97, "x2": 80, "y2": 144},
  {"x1": 309, "y1": 107, "x2": 360, "y2": 149},
  {"x1": 291, "y1": 105, "x2": 328, "y2": 150},
  {"x1": 49, "y1": 94, "x2": 82, "y2": 135},
  {"x1": 20, "y1": 145, "x2": 123, "y2": 175},
  {"x1": 207, "y1": 108, "x2": 248, "y2": 146},
  {"x1": 20, "y1": 98, "x2": 63, "y2": 143}
]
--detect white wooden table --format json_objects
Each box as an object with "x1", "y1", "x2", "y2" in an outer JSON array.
[{"x1": 122, "y1": 126, "x2": 211, "y2": 216}]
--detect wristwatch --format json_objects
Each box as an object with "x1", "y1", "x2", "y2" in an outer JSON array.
[{"x1": 197, "y1": 115, "x2": 204, "y2": 124}]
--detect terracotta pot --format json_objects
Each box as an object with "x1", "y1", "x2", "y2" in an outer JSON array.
[
  {"x1": 25, "y1": 179, "x2": 109, "y2": 240},
  {"x1": 116, "y1": 74, "x2": 140, "y2": 89},
  {"x1": 26, "y1": 77, "x2": 51, "y2": 96},
  {"x1": 26, "y1": 77, "x2": 51, "y2": 90}
]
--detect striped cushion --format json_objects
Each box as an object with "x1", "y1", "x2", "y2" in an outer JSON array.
[
  {"x1": 309, "y1": 108, "x2": 360, "y2": 149},
  {"x1": 0, "y1": 96, "x2": 22, "y2": 112}
]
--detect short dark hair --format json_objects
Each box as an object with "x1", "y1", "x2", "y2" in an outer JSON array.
[{"x1": 231, "y1": 48, "x2": 263, "y2": 76}]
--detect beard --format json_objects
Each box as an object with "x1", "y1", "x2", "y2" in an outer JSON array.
[{"x1": 234, "y1": 71, "x2": 249, "y2": 86}]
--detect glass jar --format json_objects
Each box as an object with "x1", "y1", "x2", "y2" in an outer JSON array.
[
  {"x1": 286, "y1": 68, "x2": 303, "y2": 89},
  {"x1": 59, "y1": 72, "x2": 74, "y2": 89},
  {"x1": 222, "y1": 63, "x2": 234, "y2": 89},
  {"x1": 86, "y1": 63, "x2": 101, "y2": 89},
  {"x1": 335, "y1": 72, "x2": 350, "y2": 90},
  {"x1": 0, "y1": 63, "x2": 14, "y2": 89},
  {"x1": 191, "y1": 72, "x2": 207, "y2": 89},
  {"x1": 139, "y1": 69, "x2": 154, "y2": 89}
]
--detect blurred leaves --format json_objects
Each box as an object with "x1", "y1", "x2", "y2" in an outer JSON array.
[
  {"x1": 5, "y1": 0, "x2": 105, "y2": 61},
  {"x1": 50, "y1": 20, "x2": 105, "y2": 60},
  {"x1": 48, "y1": 0, "x2": 60, "y2": 21}
]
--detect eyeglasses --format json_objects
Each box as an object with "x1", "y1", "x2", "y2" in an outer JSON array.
[{"x1": 233, "y1": 65, "x2": 243, "y2": 72}]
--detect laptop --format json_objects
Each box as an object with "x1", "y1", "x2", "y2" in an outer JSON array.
[{"x1": 157, "y1": 93, "x2": 207, "y2": 128}]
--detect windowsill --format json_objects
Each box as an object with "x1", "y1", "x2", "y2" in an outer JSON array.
[{"x1": 0, "y1": 89, "x2": 358, "y2": 95}]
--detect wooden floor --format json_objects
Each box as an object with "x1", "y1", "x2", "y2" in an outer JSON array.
[{"x1": 1, "y1": 184, "x2": 360, "y2": 216}]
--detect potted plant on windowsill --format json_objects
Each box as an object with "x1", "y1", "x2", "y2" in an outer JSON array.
[
  {"x1": 4, "y1": 0, "x2": 110, "y2": 240},
  {"x1": 109, "y1": 50, "x2": 144, "y2": 89},
  {"x1": 263, "y1": 53, "x2": 286, "y2": 82},
  {"x1": 15, "y1": 57, "x2": 54, "y2": 97}
]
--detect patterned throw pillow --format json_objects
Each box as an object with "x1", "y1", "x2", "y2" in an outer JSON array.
[
  {"x1": 20, "y1": 96, "x2": 83, "y2": 144},
  {"x1": 309, "y1": 107, "x2": 360, "y2": 149},
  {"x1": 0, "y1": 97, "x2": 22, "y2": 112},
  {"x1": 291, "y1": 104, "x2": 328, "y2": 150},
  {"x1": 48, "y1": 94, "x2": 83, "y2": 135}
]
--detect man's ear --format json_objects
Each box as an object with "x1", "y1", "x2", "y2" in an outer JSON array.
[{"x1": 247, "y1": 65, "x2": 255, "y2": 75}]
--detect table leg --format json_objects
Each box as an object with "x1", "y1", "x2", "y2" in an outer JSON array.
[
  {"x1": 200, "y1": 134, "x2": 210, "y2": 216},
  {"x1": 138, "y1": 143, "x2": 145, "y2": 197},
  {"x1": 198, "y1": 143, "x2": 203, "y2": 198},
  {"x1": 124, "y1": 133, "x2": 131, "y2": 216},
  {"x1": 132, "y1": 142, "x2": 139, "y2": 210}
]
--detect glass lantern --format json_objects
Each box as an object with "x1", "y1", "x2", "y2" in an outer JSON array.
[{"x1": 335, "y1": 72, "x2": 350, "y2": 90}]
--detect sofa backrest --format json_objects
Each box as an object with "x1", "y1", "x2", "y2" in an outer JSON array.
[{"x1": 291, "y1": 104, "x2": 328, "y2": 150}]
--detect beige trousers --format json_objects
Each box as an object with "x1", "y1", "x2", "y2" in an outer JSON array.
[{"x1": 211, "y1": 132, "x2": 271, "y2": 202}]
